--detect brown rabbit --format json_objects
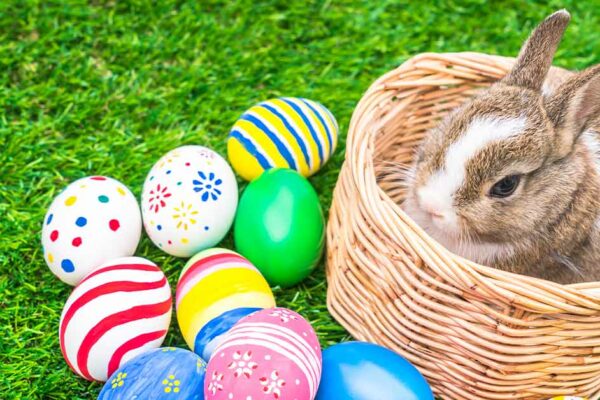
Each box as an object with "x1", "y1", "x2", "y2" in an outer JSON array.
[{"x1": 403, "y1": 10, "x2": 600, "y2": 284}]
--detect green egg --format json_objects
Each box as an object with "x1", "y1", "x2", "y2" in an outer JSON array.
[{"x1": 234, "y1": 168, "x2": 325, "y2": 287}]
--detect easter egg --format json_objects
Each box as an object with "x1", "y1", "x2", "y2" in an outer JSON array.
[
  {"x1": 205, "y1": 308, "x2": 322, "y2": 400},
  {"x1": 141, "y1": 145, "x2": 238, "y2": 257},
  {"x1": 548, "y1": 397, "x2": 589, "y2": 400},
  {"x1": 234, "y1": 168, "x2": 325, "y2": 287},
  {"x1": 176, "y1": 248, "x2": 276, "y2": 360},
  {"x1": 315, "y1": 342, "x2": 434, "y2": 400},
  {"x1": 227, "y1": 97, "x2": 338, "y2": 181},
  {"x1": 42, "y1": 176, "x2": 142, "y2": 286},
  {"x1": 98, "y1": 347, "x2": 206, "y2": 400},
  {"x1": 60, "y1": 257, "x2": 172, "y2": 381}
]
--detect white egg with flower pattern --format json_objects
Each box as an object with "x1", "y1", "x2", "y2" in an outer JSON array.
[{"x1": 141, "y1": 146, "x2": 238, "y2": 257}]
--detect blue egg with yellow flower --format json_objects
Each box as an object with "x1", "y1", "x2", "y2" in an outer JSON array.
[
  {"x1": 227, "y1": 97, "x2": 338, "y2": 181},
  {"x1": 98, "y1": 347, "x2": 206, "y2": 400}
]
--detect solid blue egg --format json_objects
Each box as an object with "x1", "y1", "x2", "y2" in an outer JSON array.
[
  {"x1": 98, "y1": 347, "x2": 206, "y2": 400},
  {"x1": 315, "y1": 341, "x2": 434, "y2": 400}
]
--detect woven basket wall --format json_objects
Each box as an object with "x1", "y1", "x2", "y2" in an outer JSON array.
[{"x1": 326, "y1": 52, "x2": 600, "y2": 400}]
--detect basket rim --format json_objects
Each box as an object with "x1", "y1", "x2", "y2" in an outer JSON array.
[{"x1": 342, "y1": 51, "x2": 600, "y2": 313}]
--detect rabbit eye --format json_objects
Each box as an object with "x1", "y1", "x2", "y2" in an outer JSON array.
[{"x1": 490, "y1": 175, "x2": 521, "y2": 198}]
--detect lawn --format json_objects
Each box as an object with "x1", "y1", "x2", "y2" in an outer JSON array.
[{"x1": 1, "y1": 1, "x2": 600, "y2": 399}]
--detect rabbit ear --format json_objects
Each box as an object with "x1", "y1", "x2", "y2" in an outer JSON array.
[
  {"x1": 545, "y1": 65, "x2": 600, "y2": 159},
  {"x1": 502, "y1": 10, "x2": 571, "y2": 91}
]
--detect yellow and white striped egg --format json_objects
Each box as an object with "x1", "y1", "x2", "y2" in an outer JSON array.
[
  {"x1": 548, "y1": 397, "x2": 589, "y2": 400},
  {"x1": 227, "y1": 97, "x2": 338, "y2": 181}
]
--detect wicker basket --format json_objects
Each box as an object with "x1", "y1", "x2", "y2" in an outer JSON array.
[{"x1": 326, "y1": 52, "x2": 600, "y2": 400}]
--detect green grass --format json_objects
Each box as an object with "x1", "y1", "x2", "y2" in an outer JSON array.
[{"x1": 1, "y1": 1, "x2": 600, "y2": 398}]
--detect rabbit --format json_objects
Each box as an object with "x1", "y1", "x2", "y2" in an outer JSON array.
[{"x1": 402, "y1": 10, "x2": 600, "y2": 284}]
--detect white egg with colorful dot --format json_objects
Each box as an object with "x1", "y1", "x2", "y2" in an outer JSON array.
[
  {"x1": 41, "y1": 176, "x2": 142, "y2": 286},
  {"x1": 141, "y1": 146, "x2": 238, "y2": 257}
]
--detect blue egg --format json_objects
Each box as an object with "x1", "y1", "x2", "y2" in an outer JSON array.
[
  {"x1": 98, "y1": 347, "x2": 206, "y2": 400},
  {"x1": 315, "y1": 342, "x2": 434, "y2": 400},
  {"x1": 194, "y1": 307, "x2": 261, "y2": 360}
]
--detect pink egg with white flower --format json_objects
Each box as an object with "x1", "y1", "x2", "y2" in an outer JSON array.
[{"x1": 205, "y1": 308, "x2": 322, "y2": 400}]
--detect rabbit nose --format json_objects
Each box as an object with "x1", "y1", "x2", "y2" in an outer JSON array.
[
  {"x1": 416, "y1": 191, "x2": 446, "y2": 219},
  {"x1": 427, "y1": 210, "x2": 444, "y2": 219},
  {"x1": 424, "y1": 207, "x2": 444, "y2": 219}
]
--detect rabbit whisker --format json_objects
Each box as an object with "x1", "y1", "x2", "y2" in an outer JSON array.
[{"x1": 551, "y1": 253, "x2": 585, "y2": 278}]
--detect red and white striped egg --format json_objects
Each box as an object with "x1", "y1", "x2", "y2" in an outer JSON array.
[
  {"x1": 205, "y1": 308, "x2": 322, "y2": 400},
  {"x1": 59, "y1": 257, "x2": 172, "y2": 382}
]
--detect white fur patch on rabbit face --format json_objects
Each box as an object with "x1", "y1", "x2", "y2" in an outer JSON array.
[
  {"x1": 414, "y1": 116, "x2": 527, "y2": 234},
  {"x1": 581, "y1": 129, "x2": 600, "y2": 175}
]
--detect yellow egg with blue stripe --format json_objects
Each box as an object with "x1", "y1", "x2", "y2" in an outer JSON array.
[
  {"x1": 175, "y1": 248, "x2": 275, "y2": 360},
  {"x1": 227, "y1": 97, "x2": 338, "y2": 181}
]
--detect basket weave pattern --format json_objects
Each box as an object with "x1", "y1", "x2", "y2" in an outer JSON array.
[{"x1": 326, "y1": 52, "x2": 600, "y2": 400}]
